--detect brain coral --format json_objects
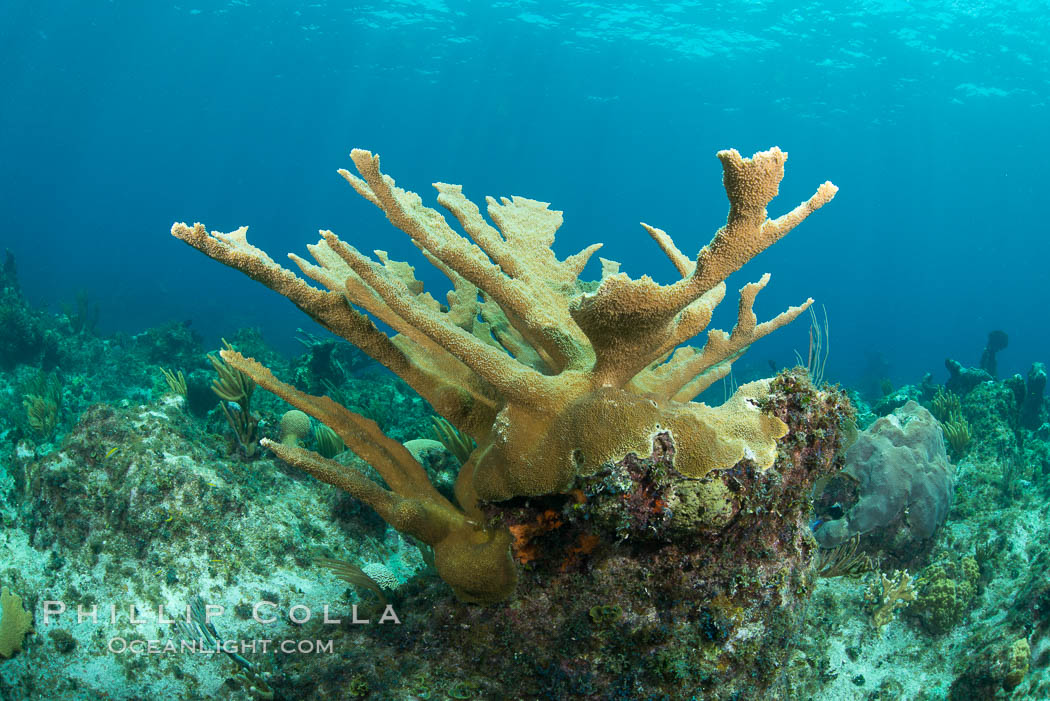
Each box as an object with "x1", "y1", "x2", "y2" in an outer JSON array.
[{"x1": 279, "y1": 409, "x2": 311, "y2": 446}]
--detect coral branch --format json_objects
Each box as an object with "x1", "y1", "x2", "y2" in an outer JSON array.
[{"x1": 221, "y1": 349, "x2": 517, "y2": 604}]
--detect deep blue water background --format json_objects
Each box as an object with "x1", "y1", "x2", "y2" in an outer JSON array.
[{"x1": 1, "y1": 1, "x2": 1047, "y2": 395}]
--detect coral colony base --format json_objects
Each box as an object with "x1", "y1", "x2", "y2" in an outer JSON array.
[{"x1": 162, "y1": 147, "x2": 854, "y2": 696}]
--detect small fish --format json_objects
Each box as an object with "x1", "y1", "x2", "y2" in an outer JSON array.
[{"x1": 105, "y1": 446, "x2": 119, "y2": 459}]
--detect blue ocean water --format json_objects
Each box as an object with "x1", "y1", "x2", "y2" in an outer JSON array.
[{"x1": 1, "y1": 0, "x2": 1047, "y2": 391}]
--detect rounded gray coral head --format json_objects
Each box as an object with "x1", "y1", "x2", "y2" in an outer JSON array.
[{"x1": 813, "y1": 401, "x2": 954, "y2": 550}]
